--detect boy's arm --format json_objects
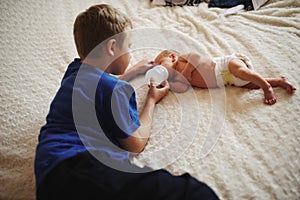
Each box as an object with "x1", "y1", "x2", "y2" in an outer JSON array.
[
  {"x1": 118, "y1": 97, "x2": 155, "y2": 153},
  {"x1": 118, "y1": 80, "x2": 170, "y2": 153},
  {"x1": 117, "y1": 60, "x2": 154, "y2": 81}
]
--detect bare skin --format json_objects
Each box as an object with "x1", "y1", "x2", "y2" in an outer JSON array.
[
  {"x1": 155, "y1": 50, "x2": 296, "y2": 105},
  {"x1": 243, "y1": 76, "x2": 296, "y2": 103},
  {"x1": 244, "y1": 76, "x2": 296, "y2": 93},
  {"x1": 228, "y1": 58, "x2": 296, "y2": 105}
]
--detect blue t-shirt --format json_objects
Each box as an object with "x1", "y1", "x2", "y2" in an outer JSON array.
[{"x1": 34, "y1": 58, "x2": 140, "y2": 187}]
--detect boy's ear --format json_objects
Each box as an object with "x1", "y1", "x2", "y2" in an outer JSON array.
[{"x1": 106, "y1": 39, "x2": 116, "y2": 56}]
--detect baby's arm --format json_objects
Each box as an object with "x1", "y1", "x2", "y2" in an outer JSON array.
[
  {"x1": 179, "y1": 53, "x2": 200, "y2": 81},
  {"x1": 169, "y1": 72, "x2": 190, "y2": 93}
]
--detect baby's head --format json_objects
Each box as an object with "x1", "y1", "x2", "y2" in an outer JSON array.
[
  {"x1": 154, "y1": 49, "x2": 180, "y2": 78},
  {"x1": 154, "y1": 50, "x2": 179, "y2": 66}
]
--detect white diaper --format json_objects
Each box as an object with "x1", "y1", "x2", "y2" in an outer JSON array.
[{"x1": 213, "y1": 53, "x2": 254, "y2": 87}]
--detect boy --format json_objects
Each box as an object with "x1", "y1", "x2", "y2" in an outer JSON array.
[
  {"x1": 34, "y1": 4, "x2": 219, "y2": 200},
  {"x1": 155, "y1": 50, "x2": 296, "y2": 105}
]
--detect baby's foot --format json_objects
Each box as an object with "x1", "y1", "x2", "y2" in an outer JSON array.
[
  {"x1": 279, "y1": 76, "x2": 296, "y2": 94},
  {"x1": 264, "y1": 85, "x2": 276, "y2": 105}
]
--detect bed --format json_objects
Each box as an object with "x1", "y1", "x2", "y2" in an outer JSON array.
[{"x1": 0, "y1": 0, "x2": 299, "y2": 199}]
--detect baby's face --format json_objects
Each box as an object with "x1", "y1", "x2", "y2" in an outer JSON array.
[
  {"x1": 155, "y1": 53, "x2": 177, "y2": 78},
  {"x1": 155, "y1": 53, "x2": 175, "y2": 68}
]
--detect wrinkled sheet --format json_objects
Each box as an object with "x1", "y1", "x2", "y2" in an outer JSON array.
[{"x1": 0, "y1": 0, "x2": 299, "y2": 199}]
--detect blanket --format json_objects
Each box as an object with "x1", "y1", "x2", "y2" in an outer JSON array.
[{"x1": 0, "y1": 0, "x2": 299, "y2": 199}]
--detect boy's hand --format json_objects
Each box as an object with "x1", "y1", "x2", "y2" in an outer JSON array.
[
  {"x1": 132, "y1": 60, "x2": 156, "y2": 75},
  {"x1": 118, "y1": 60, "x2": 156, "y2": 81},
  {"x1": 147, "y1": 79, "x2": 170, "y2": 104}
]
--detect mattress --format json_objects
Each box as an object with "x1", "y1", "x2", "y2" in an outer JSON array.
[{"x1": 0, "y1": 0, "x2": 299, "y2": 199}]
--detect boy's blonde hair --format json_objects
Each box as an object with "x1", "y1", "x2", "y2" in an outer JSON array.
[{"x1": 73, "y1": 4, "x2": 132, "y2": 59}]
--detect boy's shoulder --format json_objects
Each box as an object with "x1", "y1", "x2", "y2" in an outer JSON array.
[
  {"x1": 97, "y1": 71, "x2": 134, "y2": 95},
  {"x1": 64, "y1": 58, "x2": 133, "y2": 92}
]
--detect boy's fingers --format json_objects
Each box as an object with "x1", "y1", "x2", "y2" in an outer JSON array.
[
  {"x1": 149, "y1": 78, "x2": 155, "y2": 88},
  {"x1": 146, "y1": 61, "x2": 157, "y2": 69},
  {"x1": 160, "y1": 80, "x2": 170, "y2": 89},
  {"x1": 146, "y1": 61, "x2": 158, "y2": 68}
]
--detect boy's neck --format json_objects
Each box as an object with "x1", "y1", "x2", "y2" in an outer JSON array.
[{"x1": 82, "y1": 57, "x2": 111, "y2": 73}]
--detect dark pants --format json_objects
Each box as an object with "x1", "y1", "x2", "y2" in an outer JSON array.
[{"x1": 37, "y1": 152, "x2": 219, "y2": 200}]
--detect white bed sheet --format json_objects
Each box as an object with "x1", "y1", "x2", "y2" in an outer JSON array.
[{"x1": 0, "y1": 0, "x2": 299, "y2": 199}]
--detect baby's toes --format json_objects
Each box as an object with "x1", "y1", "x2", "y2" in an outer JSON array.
[
  {"x1": 264, "y1": 97, "x2": 276, "y2": 105},
  {"x1": 288, "y1": 86, "x2": 297, "y2": 94}
]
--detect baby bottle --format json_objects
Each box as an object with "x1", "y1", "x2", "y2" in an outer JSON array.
[{"x1": 145, "y1": 65, "x2": 169, "y2": 86}]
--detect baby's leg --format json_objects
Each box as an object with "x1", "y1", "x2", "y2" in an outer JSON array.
[
  {"x1": 228, "y1": 58, "x2": 276, "y2": 105},
  {"x1": 244, "y1": 77, "x2": 296, "y2": 94}
]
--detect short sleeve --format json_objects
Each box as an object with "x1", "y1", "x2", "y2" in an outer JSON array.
[{"x1": 109, "y1": 83, "x2": 140, "y2": 139}]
